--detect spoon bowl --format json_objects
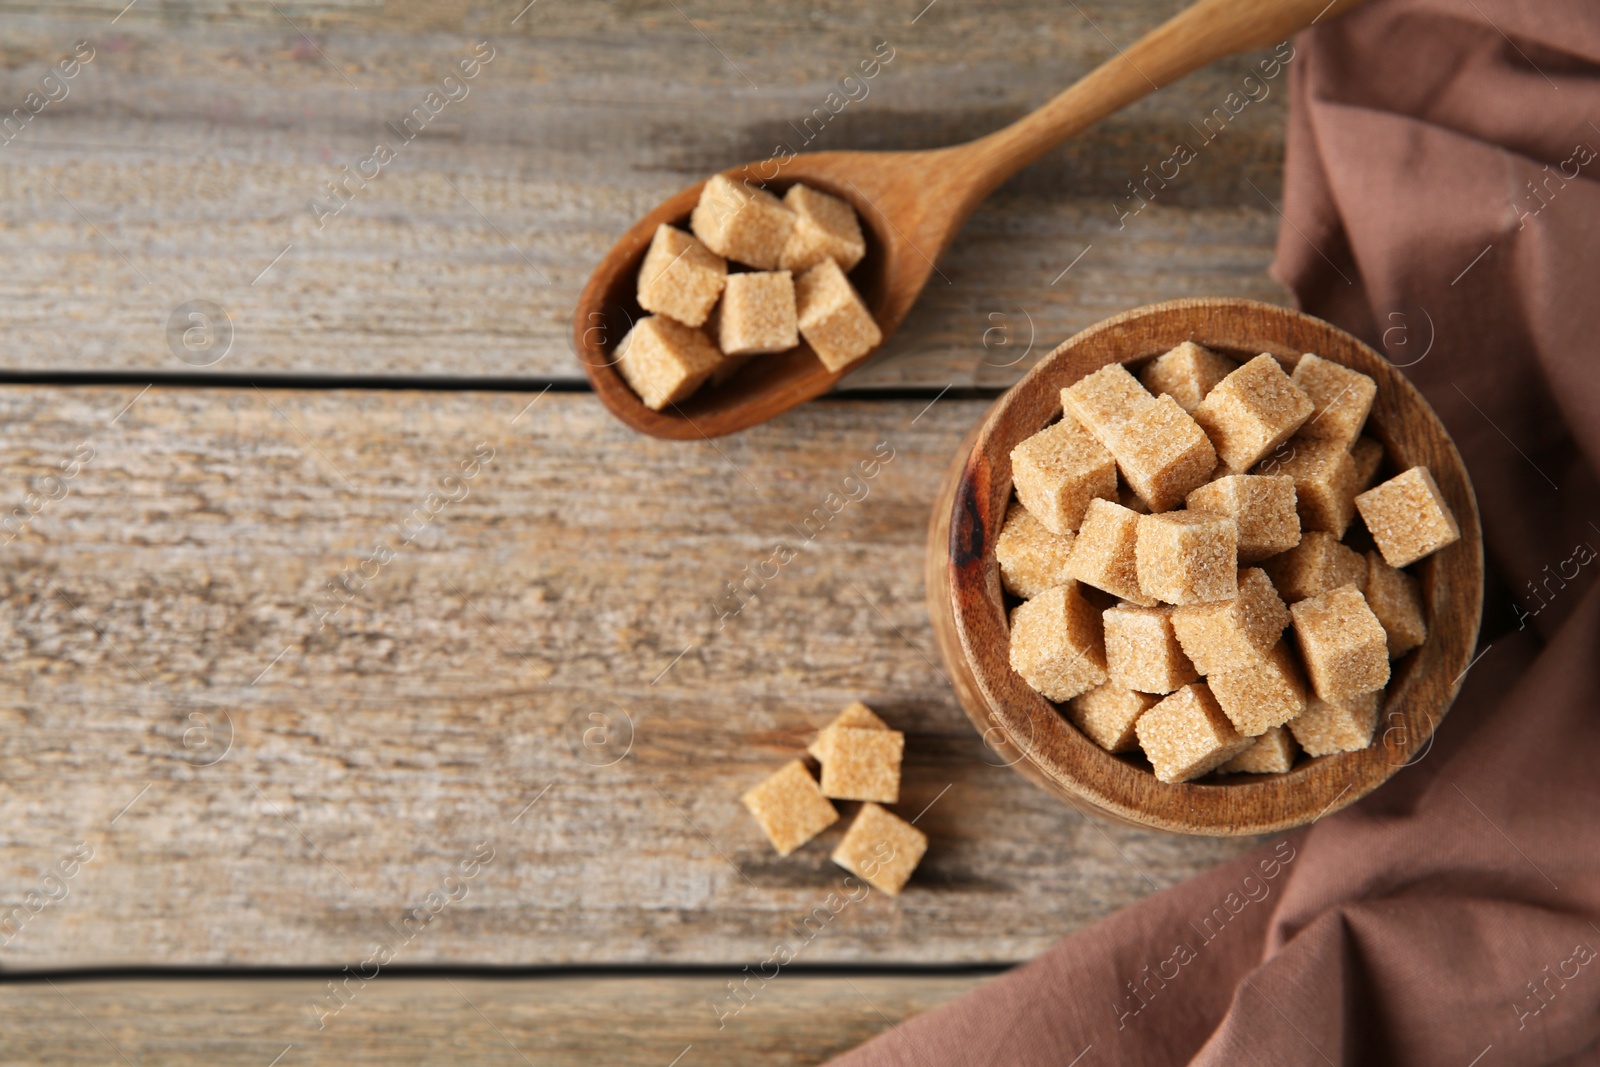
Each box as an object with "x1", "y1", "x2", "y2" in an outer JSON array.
[{"x1": 573, "y1": 149, "x2": 965, "y2": 440}]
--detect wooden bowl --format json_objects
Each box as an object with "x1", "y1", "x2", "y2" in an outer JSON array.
[{"x1": 926, "y1": 298, "x2": 1483, "y2": 836}]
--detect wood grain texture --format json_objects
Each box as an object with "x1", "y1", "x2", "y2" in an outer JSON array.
[
  {"x1": 929, "y1": 298, "x2": 1484, "y2": 835},
  {"x1": 0, "y1": 0, "x2": 1289, "y2": 386},
  {"x1": 0, "y1": 975, "x2": 986, "y2": 1065},
  {"x1": 0, "y1": 388, "x2": 1260, "y2": 969}
]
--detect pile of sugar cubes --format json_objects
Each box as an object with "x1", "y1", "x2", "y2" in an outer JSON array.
[
  {"x1": 615, "y1": 176, "x2": 883, "y2": 410},
  {"x1": 1000, "y1": 343, "x2": 1461, "y2": 783},
  {"x1": 741, "y1": 701, "x2": 927, "y2": 896}
]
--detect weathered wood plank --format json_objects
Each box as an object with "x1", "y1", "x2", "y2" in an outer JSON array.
[
  {"x1": 0, "y1": 974, "x2": 986, "y2": 1065},
  {"x1": 0, "y1": 388, "x2": 1258, "y2": 968},
  {"x1": 0, "y1": 1, "x2": 1290, "y2": 385}
]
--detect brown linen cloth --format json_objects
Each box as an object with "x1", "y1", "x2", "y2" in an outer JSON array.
[{"x1": 829, "y1": 1, "x2": 1600, "y2": 1063}]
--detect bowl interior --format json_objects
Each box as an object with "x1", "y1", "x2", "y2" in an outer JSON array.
[{"x1": 943, "y1": 298, "x2": 1483, "y2": 836}]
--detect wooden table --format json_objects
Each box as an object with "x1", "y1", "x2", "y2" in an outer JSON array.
[{"x1": 0, "y1": 1, "x2": 1293, "y2": 1061}]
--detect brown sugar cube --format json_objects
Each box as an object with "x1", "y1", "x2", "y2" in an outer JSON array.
[
  {"x1": 1208, "y1": 639, "x2": 1308, "y2": 736},
  {"x1": 1289, "y1": 690, "x2": 1380, "y2": 756},
  {"x1": 1104, "y1": 603, "x2": 1197, "y2": 695},
  {"x1": 1185, "y1": 474, "x2": 1300, "y2": 562},
  {"x1": 1134, "y1": 683, "x2": 1252, "y2": 783},
  {"x1": 1290, "y1": 353, "x2": 1376, "y2": 449},
  {"x1": 1356, "y1": 466, "x2": 1461, "y2": 568},
  {"x1": 1067, "y1": 498, "x2": 1156, "y2": 605},
  {"x1": 1261, "y1": 530, "x2": 1367, "y2": 603},
  {"x1": 1134, "y1": 510, "x2": 1238, "y2": 605},
  {"x1": 1139, "y1": 341, "x2": 1238, "y2": 414},
  {"x1": 1364, "y1": 550, "x2": 1427, "y2": 658},
  {"x1": 703, "y1": 302, "x2": 751, "y2": 387},
  {"x1": 615, "y1": 316, "x2": 723, "y2": 411},
  {"x1": 779, "y1": 184, "x2": 866, "y2": 273},
  {"x1": 741, "y1": 760, "x2": 839, "y2": 856},
  {"x1": 1061, "y1": 362, "x2": 1155, "y2": 445},
  {"x1": 807, "y1": 700, "x2": 888, "y2": 761},
  {"x1": 1170, "y1": 566, "x2": 1291, "y2": 675},
  {"x1": 1261, "y1": 436, "x2": 1360, "y2": 536},
  {"x1": 690, "y1": 173, "x2": 795, "y2": 269},
  {"x1": 1194, "y1": 354, "x2": 1315, "y2": 471},
  {"x1": 1008, "y1": 583, "x2": 1109, "y2": 702},
  {"x1": 1219, "y1": 725, "x2": 1298, "y2": 774},
  {"x1": 818, "y1": 725, "x2": 904, "y2": 803},
  {"x1": 1291, "y1": 584, "x2": 1391, "y2": 703},
  {"x1": 794, "y1": 258, "x2": 883, "y2": 372},
  {"x1": 996, "y1": 502, "x2": 1076, "y2": 598},
  {"x1": 718, "y1": 271, "x2": 798, "y2": 356},
  {"x1": 1351, "y1": 436, "x2": 1384, "y2": 489},
  {"x1": 636, "y1": 224, "x2": 727, "y2": 328},
  {"x1": 831, "y1": 802, "x2": 927, "y2": 897},
  {"x1": 1009, "y1": 414, "x2": 1118, "y2": 535},
  {"x1": 1112, "y1": 394, "x2": 1218, "y2": 511},
  {"x1": 1067, "y1": 683, "x2": 1160, "y2": 752}
]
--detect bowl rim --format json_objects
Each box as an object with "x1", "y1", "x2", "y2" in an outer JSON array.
[{"x1": 940, "y1": 297, "x2": 1484, "y2": 836}]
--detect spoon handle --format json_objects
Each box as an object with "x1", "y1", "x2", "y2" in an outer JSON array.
[{"x1": 951, "y1": 0, "x2": 1368, "y2": 200}]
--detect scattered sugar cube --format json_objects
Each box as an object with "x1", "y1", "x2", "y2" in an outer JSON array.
[
  {"x1": 1170, "y1": 566, "x2": 1290, "y2": 675},
  {"x1": 831, "y1": 802, "x2": 927, "y2": 896},
  {"x1": 995, "y1": 502, "x2": 1076, "y2": 598},
  {"x1": 1104, "y1": 603, "x2": 1198, "y2": 694},
  {"x1": 1134, "y1": 683, "x2": 1252, "y2": 784},
  {"x1": 1208, "y1": 638, "x2": 1308, "y2": 736},
  {"x1": 1261, "y1": 436, "x2": 1360, "y2": 536},
  {"x1": 1061, "y1": 362, "x2": 1154, "y2": 444},
  {"x1": 690, "y1": 174, "x2": 795, "y2": 269},
  {"x1": 615, "y1": 316, "x2": 724, "y2": 410},
  {"x1": 1290, "y1": 584, "x2": 1391, "y2": 703},
  {"x1": 1289, "y1": 690, "x2": 1380, "y2": 756},
  {"x1": 742, "y1": 760, "x2": 839, "y2": 856},
  {"x1": 779, "y1": 184, "x2": 866, "y2": 273},
  {"x1": 1185, "y1": 474, "x2": 1300, "y2": 562},
  {"x1": 1351, "y1": 436, "x2": 1384, "y2": 489},
  {"x1": 834, "y1": 700, "x2": 888, "y2": 729},
  {"x1": 808, "y1": 700, "x2": 888, "y2": 761},
  {"x1": 1139, "y1": 341, "x2": 1238, "y2": 413},
  {"x1": 795, "y1": 258, "x2": 883, "y2": 372},
  {"x1": 1364, "y1": 550, "x2": 1427, "y2": 658},
  {"x1": 1218, "y1": 725, "x2": 1298, "y2": 774},
  {"x1": 1008, "y1": 583, "x2": 1109, "y2": 702},
  {"x1": 1134, "y1": 510, "x2": 1238, "y2": 605},
  {"x1": 1193, "y1": 354, "x2": 1315, "y2": 471},
  {"x1": 819, "y1": 725, "x2": 905, "y2": 803},
  {"x1": 1290, "y1": 353, "x2": 1377, "y2": 448},
  {"x1": 1067, "y1": 683, "x2": 1160, "y2": 752},
  {"x1": 718, "y1": 270, "x2": 798, "y2": 356},
  {"x1": 1067, "y1": 498, "x2": 1156, "y2": 605},
  {"x1": 1112, "y1": 394, "x2": 1218, "y2": 511},
  {"x1": 1009, "y1": 414, "x2": 1118, "y2": 535},
  {"x1": 1261, "y1": 530, "x2": 1367, "y2": 603},
  {"x1": 1356, "y1": 466, "x2": 1461, "y2": 568},
  {"x1": 636, "y1": 224, "x2": 727, "y2": 328}
]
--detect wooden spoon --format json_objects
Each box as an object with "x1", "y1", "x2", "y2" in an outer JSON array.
[{"x1": 573, "y1": 0, "x2": 1367, "y2": 440}]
